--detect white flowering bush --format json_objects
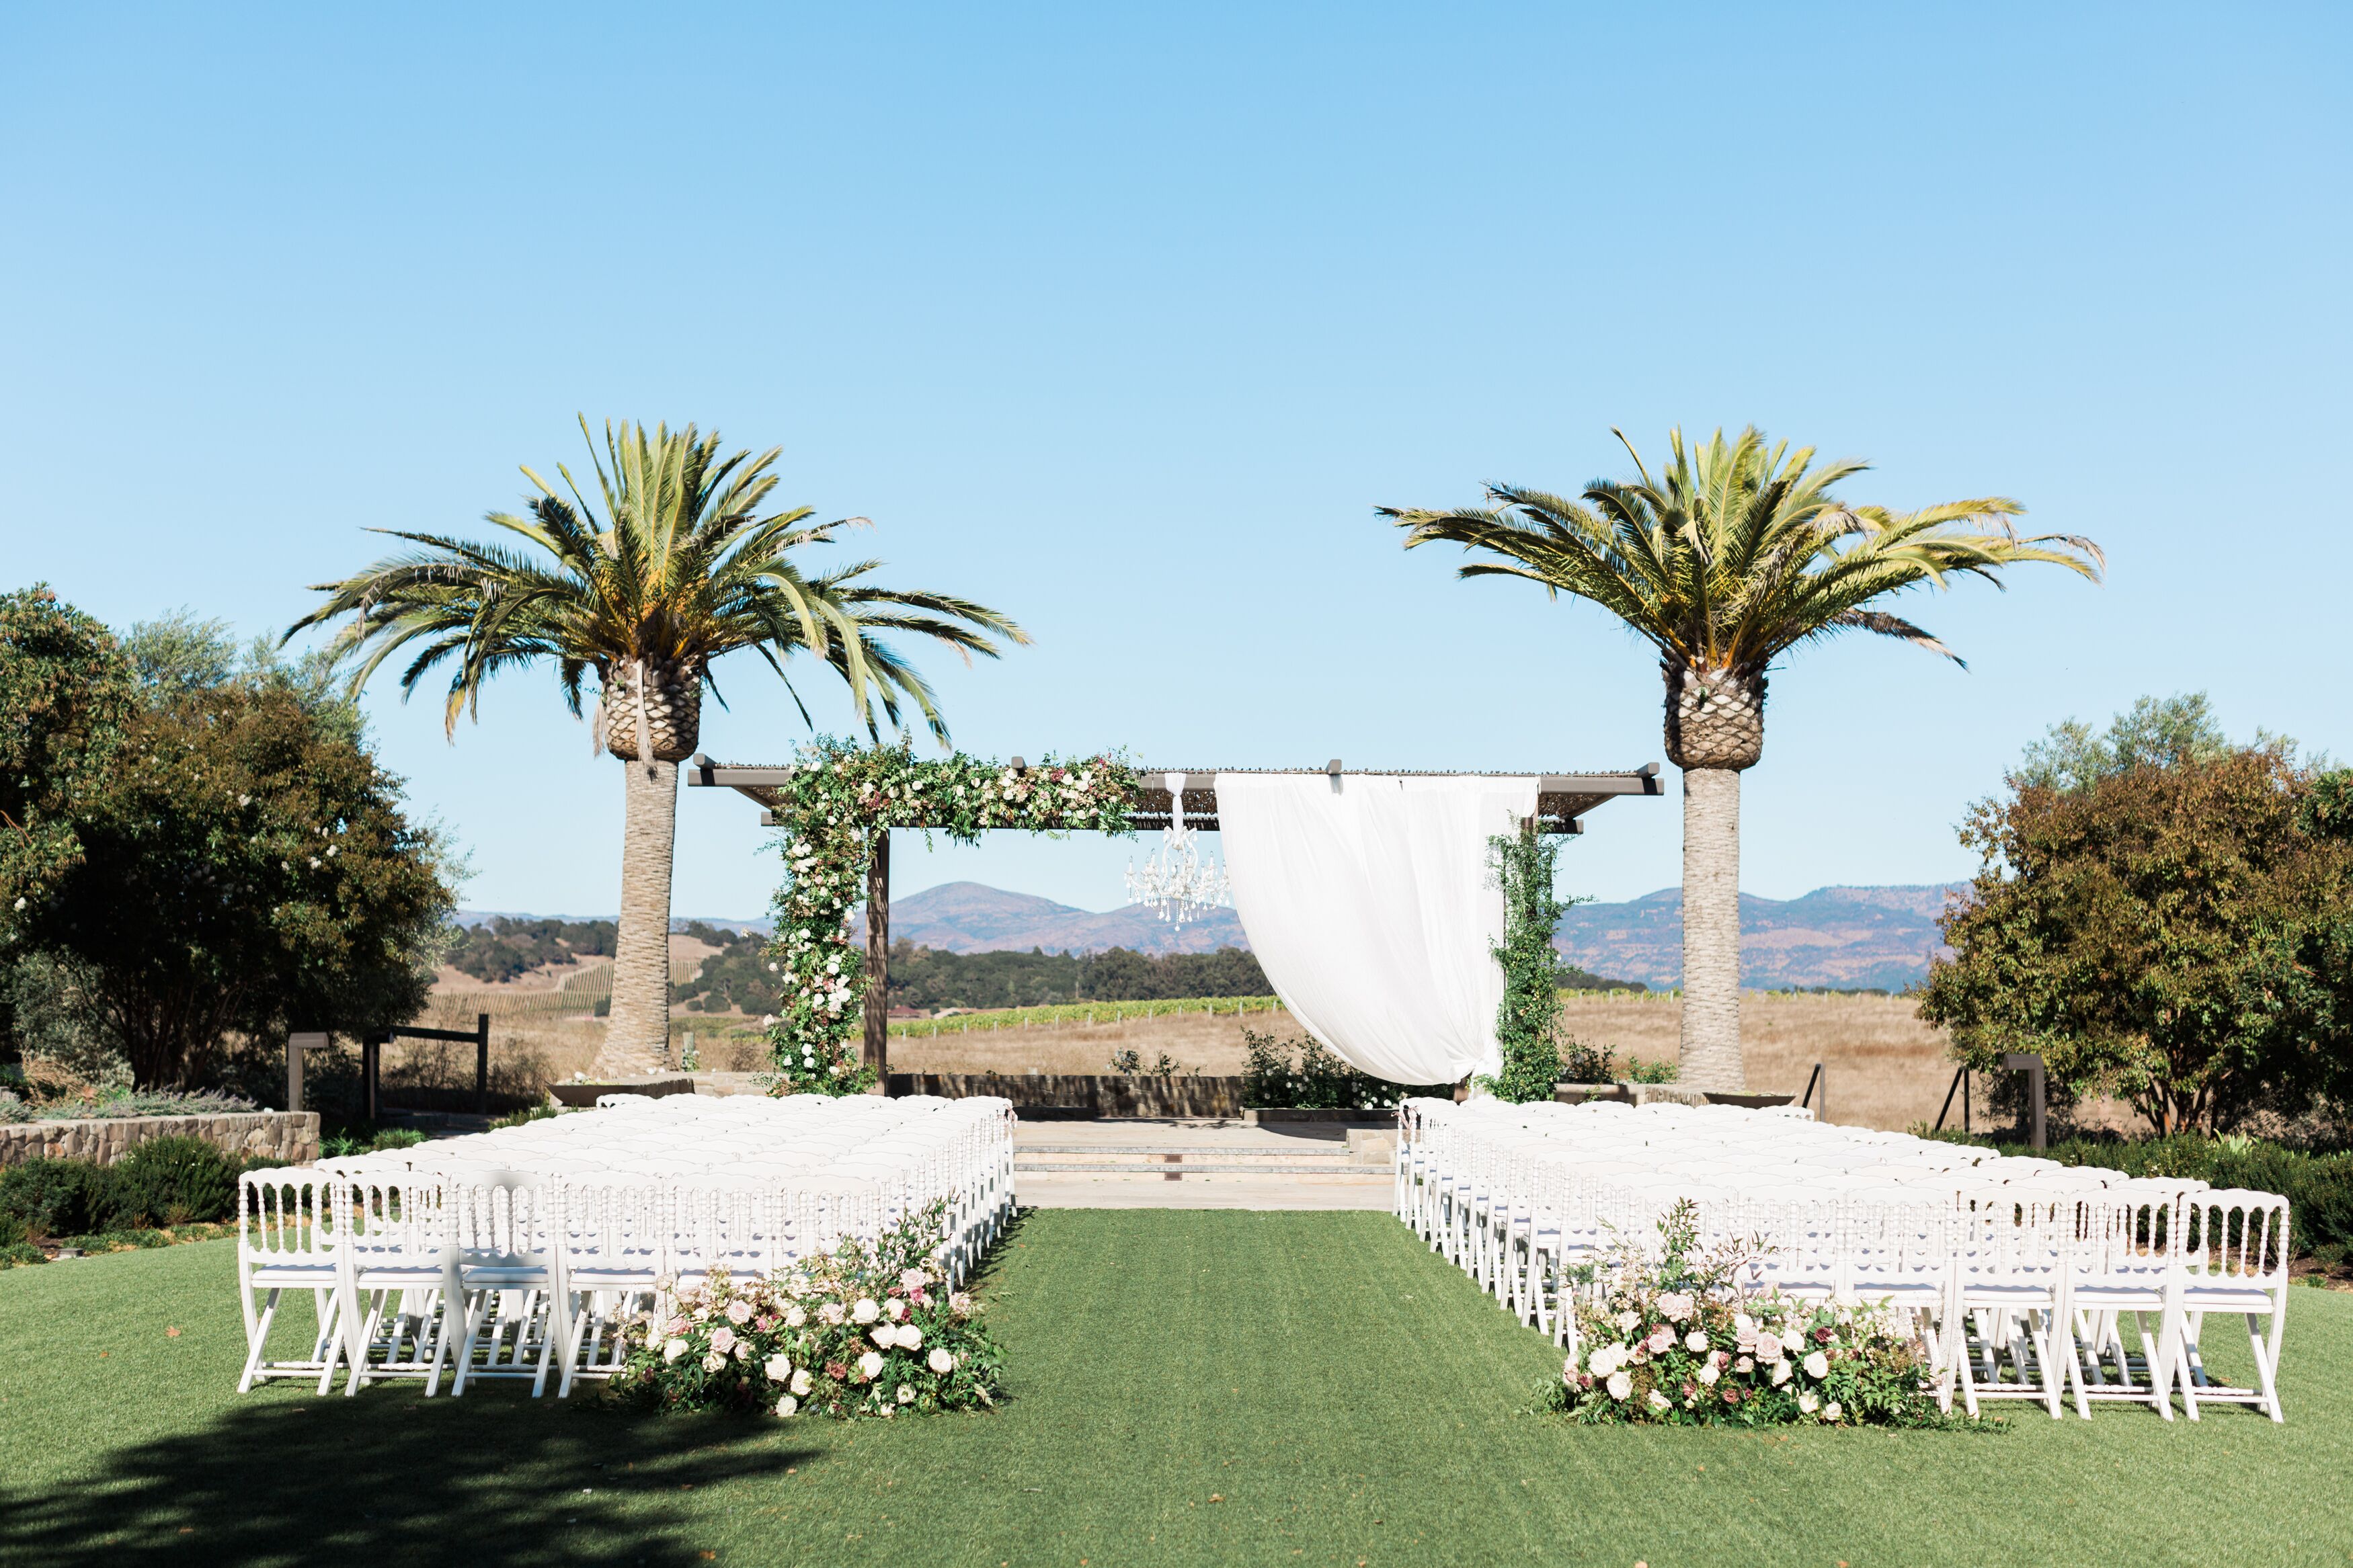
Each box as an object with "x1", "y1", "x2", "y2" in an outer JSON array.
[
  {"x1": 762, "y1": 738, "x2": 1138, "y2": 1091},
  {"x1": 1542, "y1": 1200, "x2": 1945, "y2": 1428},
  {"x1": 608, "y1": 1201, "x2": 1004, "y2": 1418}
]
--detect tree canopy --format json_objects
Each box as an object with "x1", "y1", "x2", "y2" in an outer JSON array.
[
  {"x1": 8, "y1": 614, "x2": 455, "y2": 1085},
  {"x1": 0, "y1": 587, "x2": 136, "y2": 944},
  {"x1": 1921, "y1": 706, "x2": 2353, "y2": 1132}
]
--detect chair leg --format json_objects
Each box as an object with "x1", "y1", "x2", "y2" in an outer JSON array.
[{"x1": 238, "y1": 1289, "x2": 282, "y2": 1395}]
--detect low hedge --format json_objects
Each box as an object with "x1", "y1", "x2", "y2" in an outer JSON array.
[
  {"x1": 0, "y1": 1136, "x2": 274, "y2": 1247},
  {"x1": 1960, "y1": 1134, "x2": 2353, "y2": 1269}
]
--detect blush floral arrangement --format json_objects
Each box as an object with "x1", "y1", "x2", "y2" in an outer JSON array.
[
  {"x1": 608, "y1": 1202, "x2": 1004, "y2": 1418},
  {"x1": 1540, "y1": 1199, "x2": 1950, "y2": 1428},
  {"x1": 760, "y1": 738, "x2": 1138, "y2": 1093}
]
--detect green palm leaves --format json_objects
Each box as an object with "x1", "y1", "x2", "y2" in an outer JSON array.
[
  {"x1": 288, "y1": 418, "x2": 1026, "y2": 746},
  {"x1": 1382, "y1": 425, "x2": 2103, "y2": 684}
]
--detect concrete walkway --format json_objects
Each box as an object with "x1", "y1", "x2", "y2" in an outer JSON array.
[{"x1": 1014, "y1": 1116, "x2": 1398, "y2": 1210}]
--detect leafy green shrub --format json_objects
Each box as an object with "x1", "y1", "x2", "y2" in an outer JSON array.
[
  {"x1": 112, "y1": 1135, "x2": 236, "y2": 1226},
  {"x1": 1625, "y1": 1056, "x2": 1679, "y2": 1085},
  {"x1": 0, "y1": 1241, "x2": 45, "y2": 1269},
  {"x1": 487, "y1": 1105, "x2": 565, "y2": 1131},
  {"x1": 318, "y1": 1126, "x2": 427, "y2": 1159},
  {"x1": 1241, "y1": 1029, "x2": 1446, "y2": 1110},
  {"x1": 0, "y1": 1157, "x2": 126, "y2": 1240}
]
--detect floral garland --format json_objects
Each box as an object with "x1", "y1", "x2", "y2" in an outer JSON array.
[{"x1": 762, "y1": 737, "x2": 1138, "y2": 1091}]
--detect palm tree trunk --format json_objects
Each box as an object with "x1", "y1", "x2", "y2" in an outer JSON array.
[
  {"x1": 1679, "y1": 766, "x2": 1745, "y2": 1091},
  {"x1": 596, "y1": 757, "x2": 677, "y2": 1078}
]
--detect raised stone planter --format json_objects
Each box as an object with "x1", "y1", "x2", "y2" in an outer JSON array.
[
  {"x1": 1556, "y1": 1081, "x2": 1710, "y2": 1107},
  {"x1": 0, "y1": 1110, "x2": 320, "y2": 1168},
  {"x1": 549, "y1": 1075, "x2": 698, "y2": 1108},
  {"x1": 1245, "y1": 1106, "x2": 1400, "y2": 1124}
]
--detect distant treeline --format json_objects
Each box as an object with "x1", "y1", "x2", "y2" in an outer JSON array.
[
  {"x1": 456, "y1": 916, "x2": 1648, "y2": 1014},
  {"x1": 885, "y1": 944, "x2": 1272, "y2": 1011},
  {"x1": 445, "y1": 917, "x2": 617, "y2": 984}
]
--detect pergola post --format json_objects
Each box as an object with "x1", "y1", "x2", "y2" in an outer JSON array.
[{"x1": 864, "y1": 829, "x2": 890, "y2": 1087}]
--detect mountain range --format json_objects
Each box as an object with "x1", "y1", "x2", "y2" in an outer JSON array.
[
  {"x1": 462, "y1": 878, "x2": 1963, "y2": 987},
  {"x1": 1554, "y1": 884, "x2": 1961, "y2": 991}
]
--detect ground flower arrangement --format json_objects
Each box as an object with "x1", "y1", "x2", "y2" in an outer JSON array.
[
  {"x1": 609, "y1": 1204, "x2": 1003, "y2": 1419},
  {"x1": 1541, "y1": 1200, "x2": 1953, "y2": 1428}
]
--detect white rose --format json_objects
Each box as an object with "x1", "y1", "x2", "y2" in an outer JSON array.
[
  {"x1": 1684, "y1": 1330, "x2": 1708, "y2": 1354},
  {"x1": 852, "y1": 1299, "x2": 881, "y2": 1325},
  {"x1": 1735, "y1": 1356, "x2": 1755, "y2": 1374},
  {"x1": 898, "y1": 1324, "x2": 923, "y2": 1350},
  {"x1": 702, "y1": 1353, "x2": 726, "y2": 1373},
  {"x1": 764, "y1": 1355, "x2": 793, "y2": 1383},
  {"x1": 858, "y1": 1351, "x2": 885, "y2": 1379},
  {"x1": 1696, "y1": 1362, "x2": 1720, "y2": 1386},
  {"x1": 1771, "y1": 1360, "x2": 1792, "y2": 1387},
  {"x1": 791, "y1": 1369, "x2": 813, "y2": 1395},
  {"x1": 885, "y1": 1298, "x2": 908, "y2": 1323},
  {"x1": 1824, "y1": 1401, "x2": 1843, "y2": 1421},
  {"x1": 1753, "y1": 1331, "x2": 1782, "y2": 1362},
  {"x1": 1615, "y1": 1310, "x2": 1638, "y2": 1333},
  {"x1": 662, "y1": 1338, "x2": 688, "y2": 1362},
  {"x1": 1799, "y1": 1391, "x2": 1820, "y2": 1414},
  {"x1": 1803, "y1": 1351, "x2": 1830, "y2": 1380},
  {"x1": 871, "y1": 1327, "x2": 896, "y2": 1350},
  {"x1": 1606, "y1": 1371, "x2": 1633, "y2": 1401},
  {"x1": 1646, "y1": 1389, "x2": 1671, "y2": 1411},
  {"x1": 785, "y1": 1307, "x2": 807, "y2": 1329},
  {"x1": 928, "y1": 1348, "x2": 955, "y2": 1374},
  {"x1": 897, "y1": 1385, "x2": 916, "y2": 1405},
  {"x1": 774, "y1": 1395, "x2": 799, "y2": 1417}
]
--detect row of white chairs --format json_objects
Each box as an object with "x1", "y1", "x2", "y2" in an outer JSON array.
[
  {"x1": 1397, "y1": 1096, "x2": 2294, "y2": 1422},
  {"x1": 235, "y1": 1094, "x2": 1016, "y2": 1398}
]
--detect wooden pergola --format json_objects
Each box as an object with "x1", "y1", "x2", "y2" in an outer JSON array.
[{"x1": 686, "y1": 755, "x2": 1663, "y2": 1074}]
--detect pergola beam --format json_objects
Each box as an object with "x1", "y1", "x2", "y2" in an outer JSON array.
[{"x1": 685, "y1": 753, "x2": 1661, "y2": 1083}]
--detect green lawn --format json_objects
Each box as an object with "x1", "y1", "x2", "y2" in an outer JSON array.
[{"x1": 2, "y1": 1210, "x2": 2349, "y2": 1567}]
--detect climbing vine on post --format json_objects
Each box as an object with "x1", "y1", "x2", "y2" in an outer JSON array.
[
  {"x1": 762, "y1": 738, "x2": 1138, "y2": 1093},
  {"x1": 1478, "y1": 823, "x2": 1572, "y2": 1103}
]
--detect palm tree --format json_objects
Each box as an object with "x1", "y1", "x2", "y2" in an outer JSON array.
[
  {"x1": 290, "y1": 419, "x2": 1025, "y2": 1075},
  {"x1": 1382, "y1": 427, "x2": 2101, "y2": 1091}
]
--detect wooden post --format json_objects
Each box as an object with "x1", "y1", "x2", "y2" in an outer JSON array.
[
  {"x1": 363, "y1": 1037, "x2": 379, "y2": 1124},
  {"x1": 2003, "y1": 1052, "x2": 2046, "y2": 1150},
  {"x1": 865, "y1": 829, "x2": 890, "y2": 1088},
  {"x1": 287, "y1": 1032, "x2": 327, "y2": 1115},
  {"x1": 475, "y1": 1012, "x2": 491, "y2": 1115}
]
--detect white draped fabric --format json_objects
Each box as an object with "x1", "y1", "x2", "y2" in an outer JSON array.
[{"x1": 1216, "y1": 772, "x2": 1540, "y2": 1084}]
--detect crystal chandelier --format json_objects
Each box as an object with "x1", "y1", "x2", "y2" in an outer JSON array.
[{"x1": 1125, "y1": 771, "x2": 1229, "y2": 927}]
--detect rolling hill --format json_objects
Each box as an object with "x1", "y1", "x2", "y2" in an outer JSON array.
[{"x1": 461, "y1": 878, "x2": 1962, "y2": 987}]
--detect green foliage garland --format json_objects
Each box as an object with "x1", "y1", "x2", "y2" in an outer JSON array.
[
  {"x1": 1478, "y1": 827, "x2": 1571, "y2": 1103},
  {"x1": 763, "y1": 738, "x2": 1138, "y2": 1091}
]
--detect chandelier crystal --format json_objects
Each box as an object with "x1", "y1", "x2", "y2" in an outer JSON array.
[{"x1": 1124, "y1": 771, "x2": 1230, "y2": 927}]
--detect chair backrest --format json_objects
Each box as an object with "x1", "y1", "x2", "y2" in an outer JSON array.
[
  {"x1": 239, "y1": 1167, "x2": 344, "y2": 1260},
  {"x1": 2183, "y1": 1189, "x2": 2290, "y2": 1286}
]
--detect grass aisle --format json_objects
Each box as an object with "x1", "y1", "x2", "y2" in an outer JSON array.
[{"x1": 1, "y1": 1210, "x2": 2349, "y2": 1566}]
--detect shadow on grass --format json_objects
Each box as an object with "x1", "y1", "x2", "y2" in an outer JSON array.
[{"x1": 0, "y1": 1389, "x2": 811, "y2": 1566}]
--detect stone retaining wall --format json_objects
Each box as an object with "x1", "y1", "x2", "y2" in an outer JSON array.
[
  {"x1": 887, "y1": 1073, "x2": 1252, "y2": 1118},
  {"x1": 0, "y1": 1110, "x2": 320, "y2": 1168}
]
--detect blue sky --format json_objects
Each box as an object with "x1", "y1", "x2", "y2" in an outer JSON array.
[{"x1": 4, "y1": 3, "x2": 2347, "y2": 921}]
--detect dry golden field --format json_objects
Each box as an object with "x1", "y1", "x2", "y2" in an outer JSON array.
[
  {"x1": 392, "y1": 952, "x2": 1974, "y2": 1134},
  {"x1": 897, "y1": 993, "x2": 1966, "y2": 1132}
]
